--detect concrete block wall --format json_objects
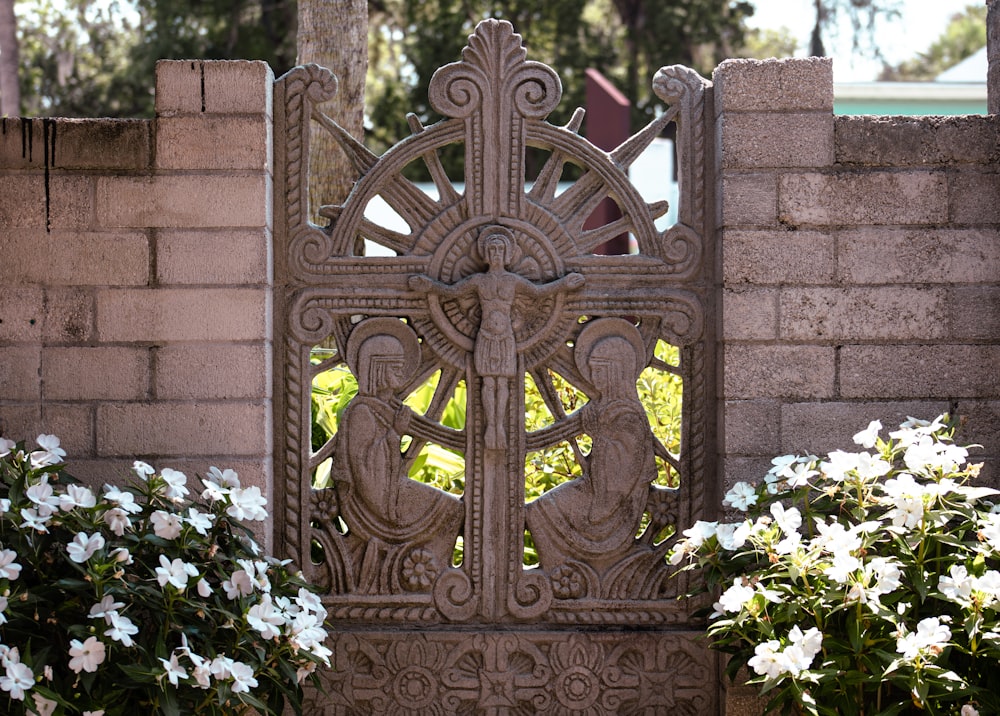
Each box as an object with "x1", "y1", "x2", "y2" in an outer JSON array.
[
  {"x1": 0, "y1": 61, "x2": 275, "y2": 546},
  {"x1": 713, "y1": 57, "x2": 1000, "y2": 494}
]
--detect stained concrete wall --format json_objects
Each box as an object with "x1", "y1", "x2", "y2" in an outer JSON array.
[{"x1": 0, "y1": 61, "x2": 275, "y2": 547}]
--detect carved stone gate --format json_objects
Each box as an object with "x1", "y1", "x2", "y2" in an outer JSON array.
[{"x1": 274, "y1": 19, "x2": 718, "y2": 713}]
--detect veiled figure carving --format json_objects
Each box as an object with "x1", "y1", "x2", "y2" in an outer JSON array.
[
  {"x1": 331, "y1": 317, "x2": 464, "y2": 594},
  {"x1": 525, "y1": 318, "x2": 671, "y2": 600}
]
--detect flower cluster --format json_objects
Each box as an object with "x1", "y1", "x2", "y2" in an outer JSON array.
[
  {"x1": 669, "y1": 416, "x2": 999, "y2": 716},
  {"x1": 0, "y1": 436, "x2": 330, "y2": 715}
]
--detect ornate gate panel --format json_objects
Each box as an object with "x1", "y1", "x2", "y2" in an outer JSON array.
[{"x1": 274, "y1": 19, "x2": 718, "y2": 713}]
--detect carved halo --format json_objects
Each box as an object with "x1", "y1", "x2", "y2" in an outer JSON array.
[
  {"x1": 345, "y1": 317, "x2": 422, "y2": 384},
  {"x1": 574, "y1": 318, "x2": 648, "y2": 385}
]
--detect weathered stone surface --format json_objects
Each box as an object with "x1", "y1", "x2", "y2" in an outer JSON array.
[
  {"x1": 779, "y1": 287, "x2": 949, "y2": 341},
  {"x1": 51, "y1": 119, "x2": 151, "y2": 170},
  {"x1": 154, "y1": 60, "x2": 204, "y2": 116},
  {"x1": 155, "y1": 116, "x2": 270, "y2": 170},
  {"x1": 724, "y1": 345, "x2": 836, "y2": 399},
  {"x1": 713, "y1": 57, "x2": 833, "y2": 113},
  {"x1": 155, "y1": 344, "x2": 270, "y2": 400},
  {"x1": 0, "y1": 230, "x2": 149, "y2": 286},
  {"x1": 779, "y1": 171, "x2": 948, "y2": 226},
  {"x1": 722, "y1": 229, "x2": 835, "y2": 284},
  {"x1": 203, "y1": 60, "x2": 274, "y2": 116},
  {"x1": 722, "y1": 288, "x2": 777, "y2": 340},
  {"x1": 720, "y1": 173, "x2": 778, "y2": 227},
  {"x1": 949, "y1": 171, "x2": 1000, "y2": 224},
  {"x1": 0, "y1": 287, "x2": 44, "y2": 341},
  {"x1": 838, "y1": 228, "x2": 1000, "y2": 284},
  {"x1": 949, "y1": 286, "x2": 1000, "y2": 340},
  {"x1": 722, "y1": 399, "x2": 781, "y2": 455},
  {"x1": 156, "y1": 229, "x2": 270, "y2": 285},
  {"x1": 42, "y1": 346, "x2": 150, "y2": 401},
  {"x1": 841, "y1": 345, "x2": 1000, "y2": 399},
  {"x1": 0, "y1": 346, "x2": 42, "y2": 401},
  {"x1": 836, "y1": 115, "x2": 1000, "y2": 167},
  {"x1": 719, "y1": 112, "x2": 834, "y2": 169}
]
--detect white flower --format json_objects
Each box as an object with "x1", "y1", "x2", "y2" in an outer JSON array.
[
  {"x1": 155, "y1": 555, "x2": 198, "y2": 591},
  {"x1": 67, "y1": 531, "x2": 106, "y2": 563},
  {"x1": 197, "y1": 578, "x2": 212, "y2": 598},
  {"x1": 105, "y1": 612, "x2": 139, "y2": 647},
  {"x1": 229, "y1": 660, "x2": 258, "y2": 693},
  {"x1": 868, "y1": 557, "x2": 902, "y2": 596},
  {"x1": 0, "y1": 660, "x2": 33, "y2": 700},
  {"x1": 150, "y1": 510, "x2": 183, "y2": 539},
  {"x1": 19, "y1": 506, "x2": 53, "y2": 533},
  {"x1": 784, "y1": 625, "x2": 823, "y2": 674},
  {"x1": 30, "y1": 434, "x2": 66, "y2": 468},
  {"x1": 222, "y1": 569, "x2": 254, "y2": 600},
  {"x1": 0, "y1": 438, "x2": 15, "y2": 458},
  {"x1": 0, "y1": 550, "x2": 22, "y2": 580},
  {"x1": 25, "y1": 477, "x2": 60, "y2": 510},
  {"x1": 68, "y1": 636, "x2": 106, "y2": 674},
  {"x1": 247, "y1": 594, "x2": 286, "y2": 640},
  {"x1": 825, "y1": 551, "x2": 862, "y2": 584},
  {"x1": 715, "y1": 522, "x2": 749, "y2": 551},
  {"x1": 132, "y1": 461, "x2": 155, "y2": 479},
  {"x1": 209, "y1": 655, "x2": 235, "y2": 680},
  {"x1": 747, "y1": 640, "x2": 785, "y2": 679},
  {"x1": 820, "y1": 450, "x2": 860, "y2": 482},
  {"x1": 226, "y1": 486, "x2": 269, "y2": 521},
  {"x1": 714, "y1": 579, "x2": 755, "y2": 615},
  {"x1": 962, "y1": 704, "x2": 980, "y2": 716},
  {"x1": 159, "y1": 653, "x2": 187, "y2": 686},
  {"x1": 207, "y1": 466, "x2": 241, "y2": 489},
  {"x1": 896, "y1": 617, "x2": 952, "y2": 659},
  {"x1": 770, "y1": 503, "x2": 802, "y2": 535},
  {"x1": 89, "y1": 595, "x2": 125, "y2": 622},
  {"x1": 103, "y1": 485, "x2": 142, "y2": 514},
  {"x1": 854, "y1": 452, "x2": 891, "y2": 481},
  {"x1": 784, "y1": 461, "x2": 818, "y2": 488},
  {"x1": 160, "y1": 468, "x2": 190, "y2": 501},
  {"x1": 853, "y1": 420, "x2": 882, "y2": 449},
  {"x1": 681, "y1": 520, "x2": 718, "y2": 549},
  {"x1": 32, "y1": 693, "x2": 57, "y2": 716},
  {"x1": 104, "y1": 507, "x2": 132, "y2": 537},
  {"x1": 83, "y1": 711, "x2": 106, "y2": 716},
  {"x1": 0, "y1": 498, "x2": 9, "y2": 514},
  {"x1": 723, "y1": 482, "x2": 758, "y2": 512},
  {"x1": 939, "y1": 565, "x2": 974, "y2": 605},
  {"x1": 185, "y1": 508, "x2": 214, "y2": 536},
  {"x1": 58, "y1": 484, "x2": 96, "y2": 511}
]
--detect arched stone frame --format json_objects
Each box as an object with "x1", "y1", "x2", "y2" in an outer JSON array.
[{"x1": 273, "y1": 18, "x2": 719, "y2": 712}]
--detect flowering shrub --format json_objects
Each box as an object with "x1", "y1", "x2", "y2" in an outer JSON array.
[
  {"x1": 669, "y1": 416, "x2": 999, "y2": 716},
  {"x1": 0, "y1": 435, "x2": 330, "y2": 716}
]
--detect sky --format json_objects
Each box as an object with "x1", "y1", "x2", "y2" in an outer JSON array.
[{"x1": 747, "y1": 0, "x2": 975, "y2": 81}]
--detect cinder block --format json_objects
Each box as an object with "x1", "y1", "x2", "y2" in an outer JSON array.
[
  {"x1": 155, "y1": 343, "x2": 270, "y2": 400},
  {"x1": 838, "y1": 228, "x2": 1000, "y2": 285},
  {"x1": 722, "y1": 399, "x2": 781, "y2": 455},
  {"x1": 949, "y1": 286, "x2": 1000, "y2": 340},
  {"x1": 950, "y1": 172, "x2": 1000, "y2": 224},
  {"x1": 155, "y1": 60, "x2": 204, "y2": 117},
  {"x1": 155, "y1": 116, "x2": 270, "y2": 171},
  {"x1": 779, "y1": 171, "x2": 948, "y2": 226},
  {"x1": 0, "y1": 118, "x2": 42, "y2": 169},
  {"x1": 0, "y1": 175, "x2": 45, "y2": 228},
  {"x1": 95, "y1": 174, "x2": 269, "y2": 228},
  {"x1": 156, "y1": 229, "x2": 270, "y2": 285},
  {"x1": 779, "y1": 287, "x2": 949, "y2": 341},
  {"x1": 96, "y1": 288, "x2": 269, "y2": 342},
  {"x1": 720, "y1": 174, "x2": 778, "y2": 228},
  {"x1": 0, "y1": 346, "x2": 42, "y2": 401},
  {"x1": 51, "y1": 119, "x2": 152, "y2": 170},
  {"x1": 46, "y1": 175, "x2": 95, "y2": 229},
  {"x1": 954, "y1": 400, "x2": 1000, "y2": 459},
  {"x1": 42, "y1": 288, "x2": 95, "y2": 343},
  {"x1": 840, "y1": 345, "x2": 1000, "y2": 399},
  {"x1": 722, "y1": 229, "x2": 835, "y2": 285},
  {"x1": 42, "y1": 347, "x2": 150, "y2": 401},
  {"x1": 721, "y1": 456, "x2": 775, "y2": 494},
  {"x1": 722, "y1": 288, "x2": 777, "y2": 341},
  {"x1": 0, "y1": 229, "x2": 149, "y2": 286},
  {"x1": 0, "y1": 287, "x2": 44, "y2": 341},
  {"x1": 713, "y1": 57, "x2": 833, "y2": 113},
  {"x1": 719, "y1": 112, "x2": 834, "y2": 169},
  {"x1": 97, "y1": 402, "x2": 269, "y2": 457},
  {"x1": 40, "y1": 403, "x2": 94, "y2": 458},
  {"x1": 0, "y1": 405, "x2": 42, "y2": 443},
  {"x1": 202, "y1": 61, "x2": 274, "y2": 116},
  {"x1": 836, "y1": 115, "x2": 1000, "y2": 167},
  {"x1": 723, "y1": 345, "x2": 835, "y2": 400},
  {"x1": 779, "y1": 401, "x2": 950, "y2": 455}
]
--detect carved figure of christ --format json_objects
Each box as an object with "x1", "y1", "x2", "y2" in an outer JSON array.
[{"x1": 409, "y1": 228, "x2": 584, "y2": 450}]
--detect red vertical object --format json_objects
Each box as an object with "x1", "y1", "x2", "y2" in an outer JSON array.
[{"x1": 584, "y1": 68, "x2": 631, "y2": 255}]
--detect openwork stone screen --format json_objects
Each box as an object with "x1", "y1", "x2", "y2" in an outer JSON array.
[{"x1": 274, "y1": 19, "x2": 717, "y2": 713}]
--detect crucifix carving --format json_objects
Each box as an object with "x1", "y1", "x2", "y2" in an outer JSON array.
[{"x1": 275, "y1": 17, "x2": 718, "y2": 713}]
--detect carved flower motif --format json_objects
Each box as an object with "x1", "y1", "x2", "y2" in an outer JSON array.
[
  {"x1": 646, "y1": 486, "x2": 678, "y2": 530},
  {"x1": 551, "y1": 564, "x2": 584, "y2": 599},
  {"x1": 311, "y1": 488, "x2": 339, "y2": 522},
  {"x1": 401, "y1": 547, "x2": 439, "y2": 592}
]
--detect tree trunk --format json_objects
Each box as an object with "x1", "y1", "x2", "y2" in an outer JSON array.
[
  {"x1": 298, "y1": 0, "x2": 368, "y2": 219},
  {"x1": 0, "y1": 0, "x2": 20, "y2": 117}
]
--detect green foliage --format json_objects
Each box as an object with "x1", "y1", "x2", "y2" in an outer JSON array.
[{"x1": 879, "y1": 4, "x2": 986, "y2": 82}]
